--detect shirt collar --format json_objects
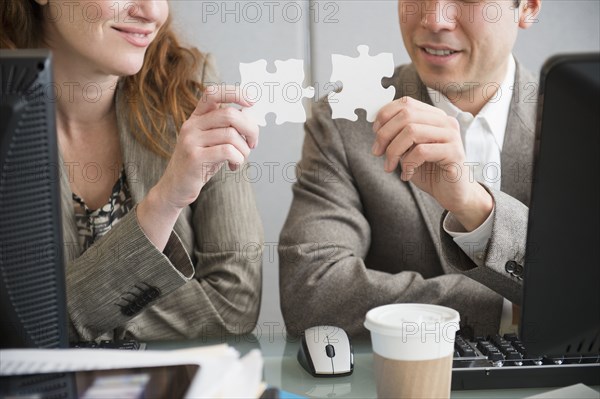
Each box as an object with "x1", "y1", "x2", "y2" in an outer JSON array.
[{"x1": 426, "y1": 55, "x2": 516, "y2": 151}]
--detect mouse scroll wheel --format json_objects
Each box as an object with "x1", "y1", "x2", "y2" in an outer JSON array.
[{"x1": 325, "y1": 344, "x2": 336, "y2": 358}]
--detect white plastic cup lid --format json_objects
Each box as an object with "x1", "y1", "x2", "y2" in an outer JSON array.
[
  {"x1": 365, "y1": 303, "x2": 459, "y2": 336},
  {"x1": 364, "y1": 304, "x2": 460, "y2": 361}
]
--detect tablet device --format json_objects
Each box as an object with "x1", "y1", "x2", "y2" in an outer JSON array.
[{"x1": 0, "y1": 364, "x2": 199, "y2": 399}]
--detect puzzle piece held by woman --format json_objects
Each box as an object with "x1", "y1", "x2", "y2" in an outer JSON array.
[
  {"x1": 240, "y1": 59, "x2": 315, "y2": 126},
  {"x1": 328, "y1": 45, "x2": 396, "y2": 122}
]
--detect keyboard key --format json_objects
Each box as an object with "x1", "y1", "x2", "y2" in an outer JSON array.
[
  {"x1": 491, "y1": 334, "x2": 508, "y2": 346},
  {"x1": 503, "y1": 333, "x2": 519, "y2": 342},
  {"x1": 547, "y1": 355, "x2": 565, "y2": 365},
  {"x1": 511, "y1": 341, "x2": 528, "y2": 355},
  {"x1": 475, "y1": 340, "x2": 494, "y2": 355},
  {"x1": 505, "y1": 350, "x2": 522, "y2": 359},
  {"x1": 505, "y1": 351, "x2": 524, "y2": 365},
  {"x1": 475, "y1": 340, "x2": 505, "y2": 363},
  {"x1": 487, "y1": 351, "x2": 505, "y2": 363},
  {"x1": 456, "y1": 344, "x2": 476, "y2": 357}
]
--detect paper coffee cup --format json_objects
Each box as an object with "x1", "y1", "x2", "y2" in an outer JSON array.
[{"x1": 364, "y1": 304, "x2": 460, "y2": 399}]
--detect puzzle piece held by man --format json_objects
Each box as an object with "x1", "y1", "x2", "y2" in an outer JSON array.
[
  {"x1": 239, "y1": 59, "x2": 315, "y2": 126},
  {"x1": 328, "y1": 45, "x2": 396, "y2": 122}
]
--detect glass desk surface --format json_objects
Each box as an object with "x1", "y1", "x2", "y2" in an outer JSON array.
[{"x1": 148, "y1": 334, "x2": 599, "y2": 399}]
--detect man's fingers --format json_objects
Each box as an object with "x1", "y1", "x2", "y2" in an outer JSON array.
[
  {"x1": 373, "y1": 96, "x2": 446, "y2": 132},
  {"x1": 373, "y1": 110, "x2": 451, "y2": 156},
  {"x1": 397, "y1": 143, "x2": 451, "y2": 180},
  {"x1": 193, "y1": 85, "x2": 253, "y2": 116},
  {"x1": 383, "y1": 125, "x2": 454, "y2": 173},
  {"x1": 373, "y1": 101, "x2": 404, "y2": 133}
]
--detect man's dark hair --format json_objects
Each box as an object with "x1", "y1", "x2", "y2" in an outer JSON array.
[{"x1": 514, "y1": 0, "x2": 521, "y2": 7}]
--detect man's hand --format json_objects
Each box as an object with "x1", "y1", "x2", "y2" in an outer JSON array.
[{"x1": 372, "y1": 96, "x2": 493, "y2": 231}]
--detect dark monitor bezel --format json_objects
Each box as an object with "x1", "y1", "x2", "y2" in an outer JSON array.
[
  {"x1": 0, "y1": 49, "x2": 68, "y2": 349},
  {"x1": 520, "y1": 53, "x2": 600, "y2": 356}
]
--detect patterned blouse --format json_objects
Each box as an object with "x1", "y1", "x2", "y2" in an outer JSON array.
[{"x1": 73, "y1": 169, "x2": 134, "y2": 251}]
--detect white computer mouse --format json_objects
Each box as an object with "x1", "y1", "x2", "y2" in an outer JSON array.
[{"x1": 297, "y1": 325, "x2": 354, "y2": 376}]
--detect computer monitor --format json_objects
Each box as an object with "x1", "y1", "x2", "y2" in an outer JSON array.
[
  {"x1": 0, "y1": 49, "x2": 68, "y2": 349},
  {"x1": 520, "y1": 53, "x2": 600, "y2": 356}
]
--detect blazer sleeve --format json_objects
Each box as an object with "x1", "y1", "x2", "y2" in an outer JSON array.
[
  {"x1": 66, "y1": 54, "x2": 264, "y2": 341},
  {"x1": 279, "y1": 99, "x2": 502, "y2": 337},
  {"x1": 439, "y1": 187, "x2": 529, "y2": 305},
  {"x1": 65, "y1": 208, "x2": 195, "y2": 340},
  {"x1": 132, "y1": 164, "x2": 264, "y2": 340}
]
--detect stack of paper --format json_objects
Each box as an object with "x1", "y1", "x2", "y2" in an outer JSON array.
[{"x1": 0, "y1": 345, "x2": 264, "y2": 398}]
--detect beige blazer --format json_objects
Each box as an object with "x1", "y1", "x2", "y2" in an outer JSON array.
[
  {"x1": 279, "y1": 62, "x2": 537, "y2": 337},
  {"x1": 60, "y1": 54, "x2": 264, "y2": 341}
]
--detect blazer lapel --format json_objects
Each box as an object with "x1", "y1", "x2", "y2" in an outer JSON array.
[
  {"x1": 389, "y1": 64, "x2": 433, "y2": 106},
  {"x1": 114, "y1": 83, "x2": 169, "y2": 205},
  {"x1": 500, "y1": 61, "x2": 538, "y2": 206},
  {"x1": 59, "y1": 151, "x2": 81, "y2": 262},
  {"x1": 114, "y1": 84, "x2": 195, "y2": 253},
  {"x1": 390, "y1": 65, "x2": 450, "y2": 272}
]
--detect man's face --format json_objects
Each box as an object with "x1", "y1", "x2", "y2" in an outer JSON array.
[{"x1": 398, "y1": 0, "x2": 530, "y2": 94}]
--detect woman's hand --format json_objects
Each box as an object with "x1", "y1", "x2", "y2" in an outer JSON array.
[
  {"x1": 137, "y1": 85, "x2": 259, "y2": 250},
  {"x1": 157, "y1": 85, "x2": 259, "y2": 209}
]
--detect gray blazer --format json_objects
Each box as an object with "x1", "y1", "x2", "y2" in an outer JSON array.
[
  {"x1": 60, "y1": 54, "x2": 264, "y2": 341},
  {"x1": 279, "y1": 62, "x2": 537, "y2": 337}
]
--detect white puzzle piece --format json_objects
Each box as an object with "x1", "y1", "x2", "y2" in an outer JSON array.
[
  {"x1": 240, "y1": 59, "x2": 315, "y2": 126},
  {"x1": 328, "y1": 45, "x2": 396, "y2": 122}
]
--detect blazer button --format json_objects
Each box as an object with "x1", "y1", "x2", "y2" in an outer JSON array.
[
  {"x1": 121, "y1": 305, "x2": 136, "y2": 317},
  {"x1": 140, "y1": 283, "x2": 160, "y2": 300},
  {"x1": 514, "y1": 264, "x2": 524, "y2": 277},
  {"x1": 505, "y1": 261, "x2": 517, "y2": 274},
  {"x1": 135, "y1": 296, "x2": 147, "y2": 308},
  {"x1": 147, "y1": 286, "x2": 160, "y2": 300}
]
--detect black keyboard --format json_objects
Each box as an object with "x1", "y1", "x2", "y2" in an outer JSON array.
[
  {"x1": 72, "y1": 340, "x2": 145, "y2": 350},
  {"x1": 452, "y1": 333, "x2": 600, "y2": 390}
]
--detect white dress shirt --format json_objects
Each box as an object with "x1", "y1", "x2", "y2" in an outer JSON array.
[{"x1": 426, "y1": 55, "x2": 518, "y2": 334}]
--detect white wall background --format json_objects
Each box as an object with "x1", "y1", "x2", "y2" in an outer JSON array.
[{"x1": 169, "y1": 0, "x2": 600, "y2": 334}]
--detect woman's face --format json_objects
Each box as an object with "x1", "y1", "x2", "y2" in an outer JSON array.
[{"x1": 39, "y1": 0, "x2": 169, "y2": 76}]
